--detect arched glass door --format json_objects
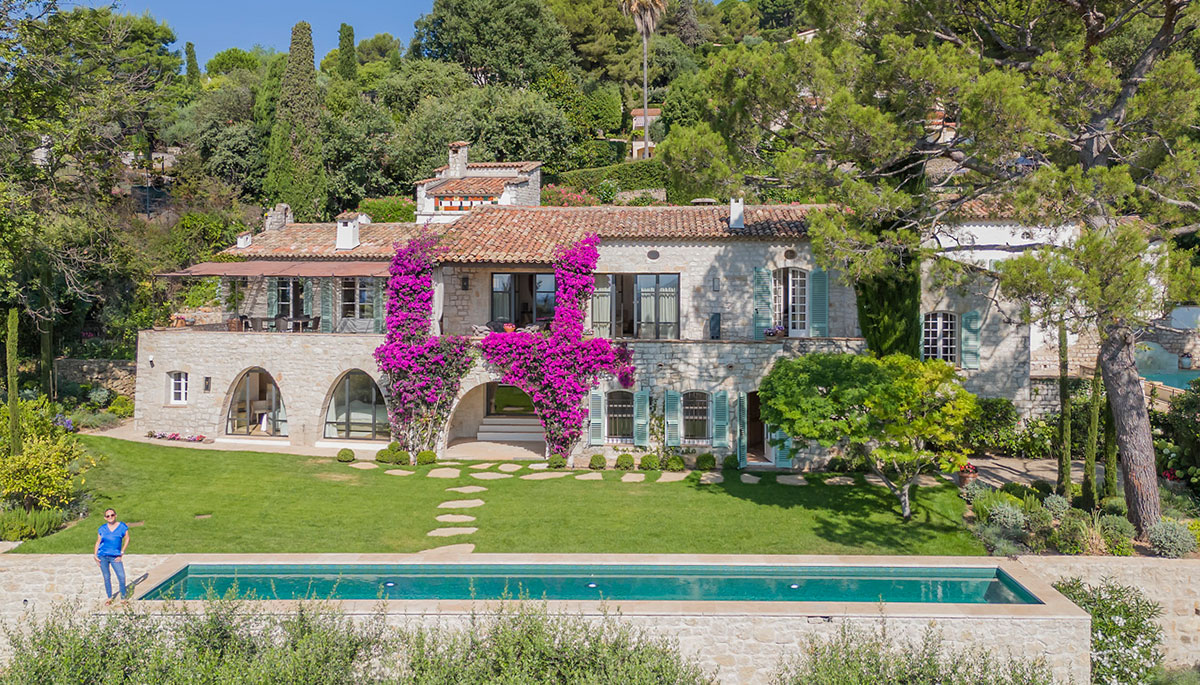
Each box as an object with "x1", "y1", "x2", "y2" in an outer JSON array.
[
  {"x1": 324, "y1": 371, "x2": 390, "y2": 440},
  {"x1": 226, "y1": 368, "x2": 288, "y2": 436}
]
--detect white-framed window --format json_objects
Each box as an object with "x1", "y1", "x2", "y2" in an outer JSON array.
[
  {"x1": 340, "y1": 278, "x2": 375, "y2": 319},
  {"x1": 773, "y1": 268, "x2": 808, "y2": 336},
  {"x1": 683, "y1": 391, "x2": 710, "y2": 442},
  {"x1": 169, "y1": 371, "x2": 188, "y2": 404},
  {"x1": 606, "y1": 390, "x2": 634, "y2": 441},
  {"x1": 923, "y1": 312, "x2": 958, "y2": 363}
]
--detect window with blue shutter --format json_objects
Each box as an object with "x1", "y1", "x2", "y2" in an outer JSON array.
[
  {"x1": 810, "y1": 268, "x2": 829, "y2": 337},
  {"x1": 633, "y1": 390, "x2": 650, "y2": 448},
  {"x1": 961, "y1": 309, "x2": 982, "y2": 369},
  {"x1": 664, "y1": 390, "x2": 681, "y2": 447},
  {"x1": 753, "y1": 267, "x2": 773, "y2": 340},
  {"x1": 373, "y1": 278, "x2": 385, "y2": 333},
  {"x1": 588, "y1": 390, "x2": 604, "y2": 446},
  {"x1": 712, "y1": 390, "x2": 729, "y2": 448},
  {"x1": 736, "y1": 393, "x2": 748, "y2": 468},
  {"x1": 303, "y1": 278, "x2": 313, "y2": 316},
  {"x1": 320, "y1": 280, "x2": 333, "y2": 332},
  {"x1": 267, "y1": 277, "x2": 278, "y2": 319}
]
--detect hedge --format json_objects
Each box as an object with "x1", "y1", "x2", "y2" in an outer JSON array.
[
  {"x1": 357, "y1": 196, "x2": 416, "y2": 223},
  {"x1": 558, "y1": 159, "x2": 667, "y2": 194}
]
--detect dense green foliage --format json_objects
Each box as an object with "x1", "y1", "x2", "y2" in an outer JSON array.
[
  {"x1": 358, "y1": 196, "x2": 416, "y2": 223},
  {"x1": 265, "y1": 22, "x2": 328, "y2": 221},
  {"x1": 558, "y1": 158, "x2": 668, "y2": 193},
  {"x1": 1055, "y1": 578, "x2": 1165, "y2": 685}
]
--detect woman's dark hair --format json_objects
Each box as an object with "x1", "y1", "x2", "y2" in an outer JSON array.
[{"x1": 104, "y1": 508, "x2": 116, "y2": 516}]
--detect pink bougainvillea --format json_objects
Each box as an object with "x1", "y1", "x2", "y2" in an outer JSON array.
[
  {"x1": 478, "y1": 234, "x2": 635, "y2": 458},
  {"x1": 374, "y1": 233, "x2": 474, "y2": 455}
]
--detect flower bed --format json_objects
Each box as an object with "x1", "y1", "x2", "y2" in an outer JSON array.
[{"x1": 145, "y1": 431, "x2": 206, "y2": 442}]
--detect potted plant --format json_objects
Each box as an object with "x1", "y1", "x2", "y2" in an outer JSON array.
[
  {"x1": 958, "y1": 462, "x2": 978, "y2": 488},
  {"x1": 502, "y1": 322, "x2": 516, "y2": 333},
  {"x1": 1180, "y1": 352, "x2": 1193, "y2": 370}
]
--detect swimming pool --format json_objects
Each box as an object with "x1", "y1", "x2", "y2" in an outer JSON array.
[
  {"x1": 1143, "y1": 370, "x2": 1199, "y2": 390},
  {"x1": 139, "y1": 563, "x2": 1041, "y2": 605}
]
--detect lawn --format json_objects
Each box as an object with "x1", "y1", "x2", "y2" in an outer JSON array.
[{"x1": 17, "y1": 436, "x2": 984, "y2": 556}]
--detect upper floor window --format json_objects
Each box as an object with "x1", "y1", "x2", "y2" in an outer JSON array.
[
  {"x1": 591, "y1": 273, "x2": 680, "y2": 339},
  {"x1": 277, "y1": 278, "x2": 303, "y2": 319},
  {"x1": 773, "y1": 268, "x2": 808, "y2": 336},
  {"x1": 607, "y1": 390, "x2": 634, "y2": 440},
  {"x1": 490, "y1": 273, "x2": 555, "y2": 326},
  {"x1": 341, "y1": 278, "x2": 374, "y2": 320},
  {"x1": 683, "y1": 391, "x2": 710, "y2": 441},
  {"x1": 169, "y1": 371, "x2": 188, "y2": 404},
  {"x1": 923, "y1": 312, "x2": 958, "y2": 363}
]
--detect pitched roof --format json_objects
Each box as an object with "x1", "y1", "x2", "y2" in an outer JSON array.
[
  {"x1": 427, "y1": 177, "x2": 523, "y2": 196},
  {"x1": 224, "y1": 222, "x2": 424, "y2": 260},
  {"x1": 631, "y1": 108, "x2": 661, "y2": 117},
  {"x1": 428, "y1": 160, "x2": 542, "y2": 174}
]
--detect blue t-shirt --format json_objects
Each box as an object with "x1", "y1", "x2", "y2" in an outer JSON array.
[{"x1": 97, "y1": 522, "x2": 128, "y2": 557}]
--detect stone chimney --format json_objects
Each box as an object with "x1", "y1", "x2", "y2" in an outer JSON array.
[
  {"x1": 729, "y1": 196, "x2": 745, "y2": 229},
  {"x1": 264, "y1": 203, "x2": 293, "y2": 231},
  {"x1": 335, "y1": 211, "x2": 361, "y2": 251},
  {"x1": 236, "y1": 232, "x2": 252, "y2": 248},
  {"x1": 448, "y1": 141, "x2": 470, "y2": 177}
]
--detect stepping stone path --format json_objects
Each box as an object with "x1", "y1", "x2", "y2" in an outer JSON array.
[
  {"x1": 436, "y1": 514, "x2": 476, "y2": 523},
  {"x1": 657, "y1": 472, "x2": 687, "y2": 483},
  {"x1": 777, "y1": 474, "x2": 807, "y2": 486},
  {"x1": 438, "y1": 499, "x2": 485, "y2": 509},
  {"x1": 349, "y1": 462, "x2": 378, "y2": 470},
  {"x1": 621, "y1": 473, "x2": 645, "y2": 483},
  {"x1": 528, "y1": 463, "x2": 548, "y2": 470},
  {"x1": 915, "y1": 474, "x2": 946, "y2": 487},
  {"x1": 521, "y1": 472, "x2": 568, "y2": 480},
  {"x1": 471, "y1": 472, "x2": 513, "y2": 480},
  {"x1": 385, "y1": 469, "x2": 414, "y2": 476},
  {"x1": 427, "y1": 468, "x2": 461, "y2": 479},
  {"x1": 700, "y1": 472, "x2": 724, "y2": 484},
  {"x1": 576, "y1": 472, "x2": 603, "y2": 480},
  {"x1": 825, "y1": 476, "x2": 854, "y2": 485},
  {"x1": 864, "y1": 473, "x2": 886, "y2": 487},
  {"x1": 448, "y1": 485, "x2": 487, "y2": 494},
  {"x1": 427, "y1": 527, "x2": 477, "y2": 537},
  {"x1": 440, "y1": 461, "x2": 463, "y2": 466},
  {"x1": 469, "y1": 462, "x2": 495, "y2": 470},
  {"x1": 497, "y1": 463, "x2": 522, "y2": 472},
  {"x1": 740, "y1": 473, "x2": 761, "y2": 484}
]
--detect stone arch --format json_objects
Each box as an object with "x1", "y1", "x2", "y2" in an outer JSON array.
[
  {"x1": 438, "y1": 366, "x2": 505, "y2": 454},
  {"x1": 319, "y1": 369, "x2": 391, "y2": 441},
  {"x1": 223, "y1": 366, "x2": 289, "y2": 437}
]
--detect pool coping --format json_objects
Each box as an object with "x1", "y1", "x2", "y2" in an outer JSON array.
[{"x1": 132, "y1": 553, "x2": 1088, "y2": 621}]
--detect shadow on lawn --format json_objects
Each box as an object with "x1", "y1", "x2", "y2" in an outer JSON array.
[{"x1": 686, "y1": 472, "x2": 970, "y2": 551}]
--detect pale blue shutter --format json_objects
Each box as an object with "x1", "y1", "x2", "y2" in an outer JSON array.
[
  {"x1": 712, "y1": 390, "x2": 729, "y2": 449},
  {"x1": 302, "y1": 278, "x2": 313, "y2": 316},
  {"x1": 772, "y1": 427, "x2": 793, "y2": 468},
  {"x1": 633, "y1": 390, "x2": 650, "y2": 448},
  {"x1": 961, "y1": 310, "x2": 982, "y2": 369},
  {"x1": 664, "y1": 390, "x2": 681, "y2": 447},
  {"x1": 320, "y1": 280, "x2": 333, "y2": 332},
  {"x1": 266, "y1": 277, "x2": 278, "y2": 318},
  {"x1": 736, "y1": 392, "x2": 748, "y2": 468},
  {"x1": 373, "y1": 278, "x2": 385, "y2": 333},
  {"x1": 753, "y1": 267, "x2": 772, "y2": 340},
  {"x1": 588, "y1": 390, "x2": 604, "y2": 446},
  {"x1": 810, "y1": 268, "x2": 828, "y2": 337}
]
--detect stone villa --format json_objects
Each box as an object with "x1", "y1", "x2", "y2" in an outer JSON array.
[{"x1": 138, "y1": 144, "x2": 1033, "y2": 466}]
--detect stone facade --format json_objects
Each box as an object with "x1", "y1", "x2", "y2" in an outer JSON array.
[{"x1": 54, "y1": 358, "x2": 137, "y2": 397}]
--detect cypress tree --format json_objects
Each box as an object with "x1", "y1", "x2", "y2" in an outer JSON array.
[
  {"x1": 7, "y1": 308, "x2": 20, "y2": 457},
  {"x1": 337, "y1": 23, "x2": 357, "y2": 82},
  {"x1": 265, "y1": 21, "x2": 328, "y2": 221},
  {"x1": 185, "y1": 42, "x2": 200, "y2": 87}
]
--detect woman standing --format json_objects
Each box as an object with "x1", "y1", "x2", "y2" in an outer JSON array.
[{"x1": 94, "y1": 508, "x2": 130, "y2": 604}]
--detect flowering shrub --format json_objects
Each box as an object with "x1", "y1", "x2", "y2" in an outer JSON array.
[
  {"x1": 540, "y1": 184, "x2": 601, "y2": 207},
  {"x1": 52, "y1": 414, "x2": 76, "y2": 433},
  {"x1": 145, "y1": 431, "x2": 205, "y2": 442},
  {"x1": 375, "y1": 233, "x2": 474, "y2": 456},
  {"x1": 477, "y1": 235, "x2": 634, "y2": 459},
  {"x1": 1054, "y1": 578, "x2": 1163, "y2": 685}
]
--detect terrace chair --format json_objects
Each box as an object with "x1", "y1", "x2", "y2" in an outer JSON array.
[
  {"x1": 273, "y1": 315, "x2": 287, "y2": 332},
  {"x1": 307, "y1": 316, "x2": 321, "y2": 332}
]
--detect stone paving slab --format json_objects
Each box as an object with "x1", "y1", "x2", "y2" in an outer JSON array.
[
  {"x1": 447, "y1": 485, "x2": 487, "y2": 494},
  {"x1": 437, "y1": 499, "x2": 485, "y2": 509},
  {"x1": 576, "y1": 472, "x2": 603, "y2": 480},
  {"x1": 621, "y1": 473, "x2": 645, "y2": 483},
  {"x1": 864, "y1": 473, "x2": 885, "y2": 487},
  {"x1": 469, "y1": 462, "x2": 495, "y2": 470},
  {"x1": 427, "y1": 468, "x2": 461, "y2": 479},
  {"x1": 521, "y1": 471, "x2": 569, "y2": 480},
  {"x1": 471, "y1": 472, "x2": 513, "y2": 480},
  {"x1": 916, "y1": 473, "x2": 948, "y2": 487},
  {"x1": 740, "y1": 473, "x2": 761, "y2": 484},
  {"x1": 699, "y1": 472, "x2": 724, "y2": 484},
  {"x1": 825, "y1": 476, "x2": 854, "y2": 485},
  {"x1": 497, "y1": 463, "x2": 522, "y2": 473},
  {"x1": 439, "y1": 461, "x2": 463, "y2": 466},
  {"x1": 657, "y1": 472, "x2": 687, "y2": 483},
  {"x1": 349, "y1": 462, "x2": 378, "y2": 470},
  {"x1": 0, "y1": 541, "x2": 21, "y2": 553},
  {"x1": 528, "y1": 463, "x2": 548, "y2": 470},
  {"x1": 436, "y1": 514, "x2": 476, "y2": 523},
  {"x1": 418, "y1": 543, "x2": 475, "y2": 555},
  {"x1": 384, "y1": 469, "x2": 414, "y2": 476},
  {"x1": 427, "y1": 527, "x2": 477, "y2": 537},
  {"x1": 777, "y1": 474, "x2": 807, "y2": 486}
]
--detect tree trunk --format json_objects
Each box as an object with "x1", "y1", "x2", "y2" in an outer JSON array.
[
  {"x1": 868, "y1": 460, "x2": 914, "y2": 520},
  {"x1": 1098, "y1": 326, "x2": 1160, "y2": 535},
  {"x1": 642, "y1": 30, "x2": 650, "y2": 158},
  {"x1": 1082, "y1": 360, "x2": 1102, "y2": 509},
  {"x1": 1103, "y1": 394, "x2": 1119, "y2": 499},
  {"x1": 1056, "y1": 321, "x2": 1072, "y2": 495},
  {"x1": 40, "y1": 265, "x2": 52, "y2": 397},
  {"x1": 7, "y1": 308, "x2": 20, "y2": 457}
]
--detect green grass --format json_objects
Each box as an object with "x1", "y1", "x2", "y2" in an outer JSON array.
[
  {"x1": 18, "y1": 437, "x2": 984, "y2": 556},
  {"x1": 492, "y1": 385, "x2": 534, "y2": 414}
]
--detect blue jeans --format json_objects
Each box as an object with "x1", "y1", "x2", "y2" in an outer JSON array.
[{"x1": 98, "y1": 555, "x2": 126, "y2": 599}]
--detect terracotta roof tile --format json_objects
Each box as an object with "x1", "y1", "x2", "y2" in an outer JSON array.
[
  {"x1": 631, "y1": 108, "x2": 661, "y2": 116},
  {"x1": 427, "y1": 177, "x2": 523, "y2": 196},
  {"x1": 223, "y1": 222, "x2": 425, "y2": 260}
]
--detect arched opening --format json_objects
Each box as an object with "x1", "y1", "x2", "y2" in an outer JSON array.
[
  {"x1": 323, "y1": 370, "x2": 390, "y2": 440},
  {"x1": 226, "y1": 368, "x2": 288, "y2": 437},
  {"x1": 444, "y1": 381, "x2": 545, "y2": 460}
]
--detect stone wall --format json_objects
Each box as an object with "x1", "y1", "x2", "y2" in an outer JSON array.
[
  {"x1": 54, "y1": 359, "x2": 137, "y2": 397},
  {"x1": 0, "y1": 554, "x2": 168, "y2": 620},
  {"x1": 1018, "y1": 556, "x2": 1200, "y2": 669}
]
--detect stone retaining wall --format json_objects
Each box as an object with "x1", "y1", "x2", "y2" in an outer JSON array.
[
  {"x1": 54, "y1": 359, "x2": 137, "y2": 397},
  {"x1": 0, "y1": 554, "x2": 168, "y2": 619}
]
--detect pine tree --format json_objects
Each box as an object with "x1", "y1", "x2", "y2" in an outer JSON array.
[
  {"x1": 185, "y1": 42, "x2": 200, "y2": 87},
  {"x1": 265, "y1": 21, "x2": 328, "y2": 221},
  {"x1": 337, "y1": 23, "x2": 357, "y2": 82}
]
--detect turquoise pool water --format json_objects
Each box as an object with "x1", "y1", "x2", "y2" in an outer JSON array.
[
  {"x1": 140, "y1": 564, "x2": 1041, "y2": 605},
  {"x1": 1143, "y1": 370, "x2": 1200, "y2": 390}
]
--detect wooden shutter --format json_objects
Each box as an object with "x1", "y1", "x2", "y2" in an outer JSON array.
[
  {"x1": 373, "y1": 278, "x2": 385, "y2": 334},
  {"x1": 664, "y1": 390, "x2": 681, "y2": 447},
  {"x1": 753, "y1": 267, "x2": 772, "y2": 340},
  {"x1": 736, "y1": 393, "x2": 748, "y2": 468},
  {"x1": 320, "y1": 280, "x2": 333, "y2": 332},
  {"x1": 302, "y1": 278, "x2": 313, "y2": 316},
  {"x1": 633, "y1": 390, "x2": 650, "y2": 448},
  {"x1": 962, "y1": 310, "x2": 982, "y2": 369},
  {"x1": 712, "y1": 390, "x2": 729, "y2": 448},
  {"x1": 772, "y1": 427, "x2": 793, "y2": 468},
  {"x1": 588, "y1": 390, "x2": 604, "y2": 446},
  {"x1": 810, "y1": 268, "x2": 829, "y2": 337},
  {"x1": 266, "y1": 277, "x2": 278, "y2": 318}
]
